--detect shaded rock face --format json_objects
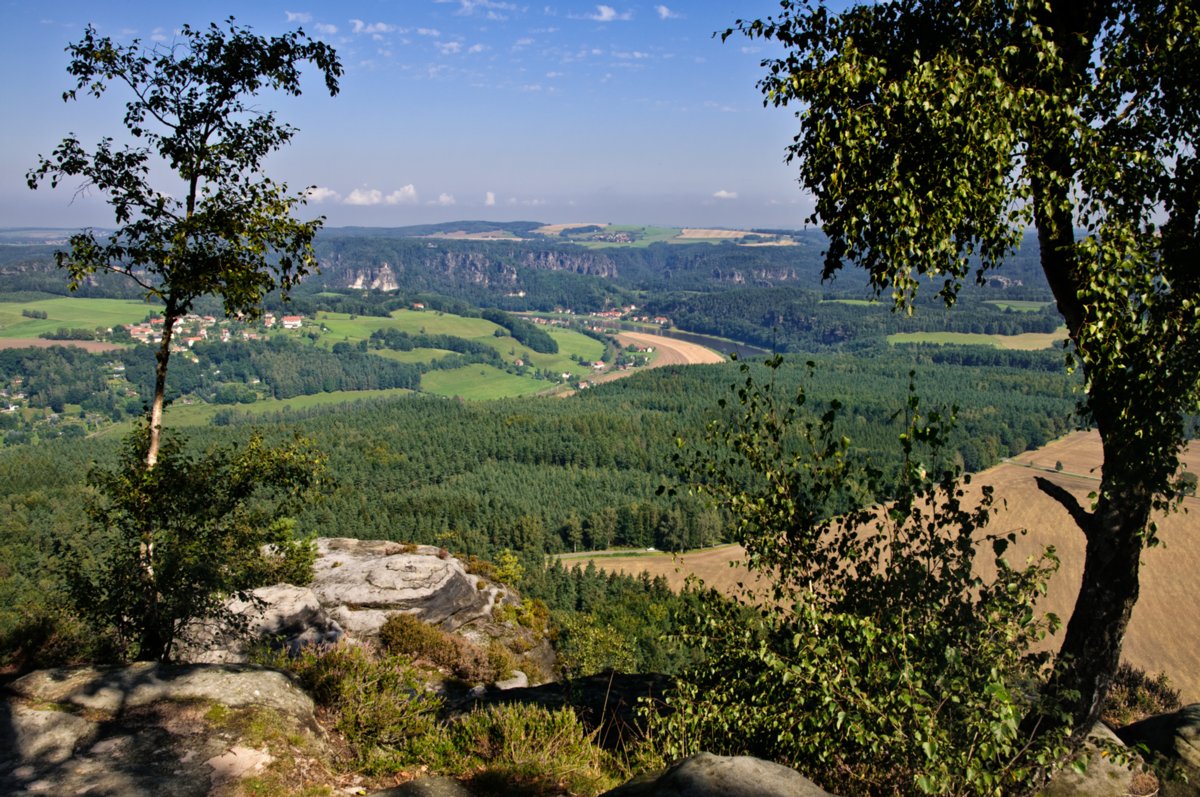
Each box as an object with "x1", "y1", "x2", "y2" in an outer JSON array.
[
  {"x1": 601, "y1": 752, "x2": 837, "y2": 797},
  {"x1": 0, "y1": 663, "x2": 322, "y2": 797},
  {"x1": 178, "y1": 583, "x2": 345, "y2": 665},
  {"x1": 1118, "y1": 704, "x2": 1200, "y2": 797},
  {"x1": 312, "y1": 537, "x2": 506, "y2": 637}
]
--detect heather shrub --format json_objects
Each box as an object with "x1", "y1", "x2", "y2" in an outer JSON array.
[
  {"x1": 284, "y1": 641, "x2": 440, "y2": 758},
  {"x1": 1102, "y1": 662, "x2": 1182, "y2": 727},
  {"x1": 378, "y1": 612, "x2": 504, "y2": 683},
  {"x1": 409, "y1": 703, "x2": 623, "y2": 796}
]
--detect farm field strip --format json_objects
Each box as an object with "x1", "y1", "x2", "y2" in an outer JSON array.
[{"x1": 888, "y1": 327, "x2": 1067, "y2": 350}]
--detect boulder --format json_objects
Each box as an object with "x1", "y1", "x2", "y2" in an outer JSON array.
[
  {"x1": 0, "y1": 663, "x2": 325, "y2": 797},
  {"x1": 1117, "y1": 704, "x2": 1200, "y2": 796},
  {"x1": 311, "y1": 537, "x2": 504, "y2": 636},
  {"x1": 1040, "y1": 722, "x2": 1157, "y2": 797},
  {"x1": 8, "y1": 661, "x2": 315, "y2": 721},
  {"x1": 601, "y1": 752, "x2": 837, "y2": 797}
]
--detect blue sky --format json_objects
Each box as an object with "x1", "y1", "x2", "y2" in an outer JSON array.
[{"x1": 2, "y1": 1, "x2": 817, "y2": 230}]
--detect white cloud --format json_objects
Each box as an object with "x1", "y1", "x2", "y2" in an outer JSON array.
[
  {"x1": 345, "y1": 188, "x2": 384, "y2": 206},
  {"x1": 437, "y1": 0, "x2": 520, "y2": 19},
  {"x1": 468, "y1": 43, "x2": 486, "y2": 54},
  {"x1": 305, "y1": 186, "x2": 340, "y2": 203},
  {"x1": 433, "y1": 193, "x2": 457, "y2": 206},
  {"x1": 438, "y1": 41, "x2": 463, "y2": 55},
  {"x1": 285, "y1": 11, "x2": 312, "y2": 23},
  {"x1": 514, "y1": 37, "x2": 534, "y2": 48},
  {"x1": 655, "y1": 5, "x2": 678, "y2": 19},
  {"x1": 588, "y1": 5, "x2": 631, "y2": 22},
  {"x1": 712, "y1": 189, "x2": 738, "y2": 200},
  {"x1": 613, "y1": 50, "x2": 649, "y2": 59},
  {"x1": 485, "y1": 191, "x2": 496, "y2": 206},
  {"x1": 417, "y1": 27, "x2": 442, "y2": 36},
  {"x1": 314, "y1": 23, "x2": 338, "y2": 34},
  {"x1": 351, "y1": 19, "x2": 396, "y2": 35},
  {"x1": 150, "y1": 27, "x2": 168, "y2": 42},
  {"x1": 386, "y1": 185, "x2": 419, "y2": 204}
]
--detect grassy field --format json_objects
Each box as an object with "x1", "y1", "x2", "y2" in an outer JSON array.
[
  {"x1": 0, "y1": 297, "x2": 155, "y2": 338},
  {"x1": 315, "y1": 309, "x2": 607, "y2": 391},
  {"x1": 822, "y1": 298, "x2": 877, "y2": 307},
  {"x1": 582, "y1": 431, "x2": 1200, "y2": 701},
  {"x1": 419, "y1": 364, "x2": 549, "y2": 399},
  {"x1": 373, "y1": 347, "x2": 455, "y2": 364},
  {"x1": 888, "y1": 328, "x2": 1066, "y2": 350}
]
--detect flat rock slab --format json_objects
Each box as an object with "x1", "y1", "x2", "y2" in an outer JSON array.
[
  {"x1": 1, "y1": 663, "x2": 321, "y2": 797},
  {"x1": 313, "y1": 537, "x2": 502, "y2": 635},
  {"x1": 9, "y1": 662, "x2": 315, "y2": 721},
  {"x1": 602, "y1": 753, "x2": 837, "y2": 797}
]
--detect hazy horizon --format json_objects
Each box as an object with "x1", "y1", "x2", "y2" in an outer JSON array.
[{"x1": 2, "y1": 1, "x2": 820, "y2": 231}]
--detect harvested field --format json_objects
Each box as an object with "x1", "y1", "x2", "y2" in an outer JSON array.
[
  {"x1": 0, "y1": 338, "x2": 125, "y2": 353},
  {"x1": 613, "y1": 332, "x2": 724, "y2": 367},
  {"x1": 534, "y1": 222, "x2": 609, "y2": 235},
  {"x1": 583, "y1": 431, "x2": 1200, "y2": 700},
  {"x1": 678, "y1": 227, "x2": 754, "y2": 239}
]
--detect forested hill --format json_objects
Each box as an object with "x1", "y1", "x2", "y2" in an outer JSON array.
[{"x1": 0, "y1": 224, "x2": 1053, "y2": 311}]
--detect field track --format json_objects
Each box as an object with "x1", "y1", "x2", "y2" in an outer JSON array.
[{"x1": 583, "y1": 431, "x2": 1200, "y2": 700}]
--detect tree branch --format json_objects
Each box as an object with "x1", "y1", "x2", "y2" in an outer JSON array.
[{"x1": 1034, "y1": 476, "x2": 1095, "y2": 540}]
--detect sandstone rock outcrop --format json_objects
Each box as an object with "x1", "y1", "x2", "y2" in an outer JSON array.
[
  {"x1": 178, "y1": 583, "x2": 344, "y2": 664},
  {"x1": 1038, "y1": 722, "x2": 1156, "y2": 797},
  {"x1": 311, "y1": 537, "x2": 507, "y2": 637},
  {"x1": 0, "y1": 663, "x2": 324, "y2": 796}
]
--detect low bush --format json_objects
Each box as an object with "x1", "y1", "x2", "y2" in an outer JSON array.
[
  {"x1": 1101, "y1": 662, "x2": 1182, "y2": 727},
  {"x1": 409, "y1": 703, "x2": 623, "y2": 796},
  {"x1": 283, "y1": 641, "x2": 441, "y2": 759},
  {"x1": 378, "y1": 612, "x2": 507, "y2": 684}
]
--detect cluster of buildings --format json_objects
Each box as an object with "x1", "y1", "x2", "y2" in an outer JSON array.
[{"x1": 124, "y1": 313, "x2": 304, "y2": 350}]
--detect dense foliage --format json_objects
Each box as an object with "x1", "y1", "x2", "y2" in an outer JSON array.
[
  {"x1": 63, "y1": 427, "x2": 325, "y2": 661},
  {"x1": 651, "y1": 363, "x2": 1069, "y2": 795},
  {"x1": 730, "y1": 0, "x2": 1200, "y2": 742},
  {"x1": 0, "y1": 354, "x2": 1081, "y2": 668}
]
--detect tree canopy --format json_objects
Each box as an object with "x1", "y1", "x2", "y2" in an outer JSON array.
[
  {"x1": 729, "y1": 0, "x2": 1199, "y2": 753},
  {"x1": 27, "y1": 18, "x2": 342, "y2": 464}
]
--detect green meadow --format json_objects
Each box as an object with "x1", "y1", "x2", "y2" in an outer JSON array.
[
  {"x1": 420, "y1": 365, "x2": 549, "y2": 400},
  {"x1": 314, "y1": 309, "x2": 607, "y2": 381},
  {"x1": 0, "y1": 296, "x2": 156, "y2": 338}
]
